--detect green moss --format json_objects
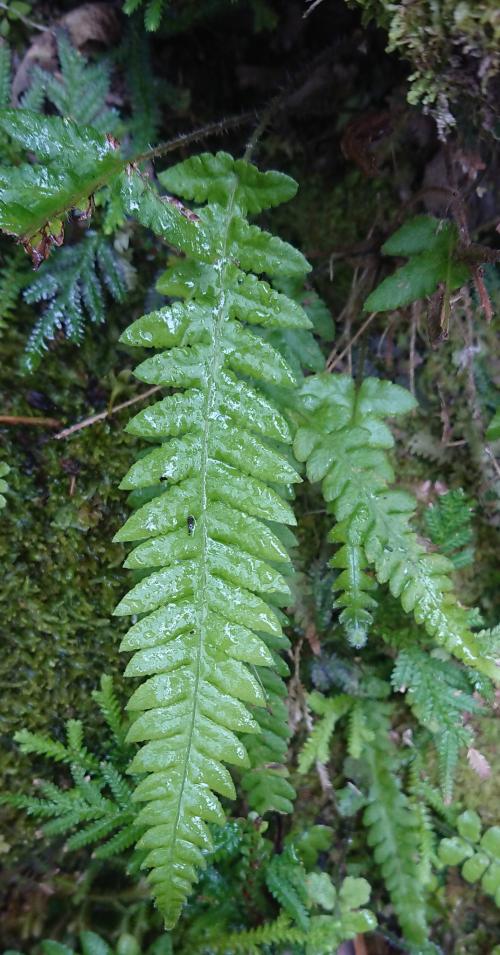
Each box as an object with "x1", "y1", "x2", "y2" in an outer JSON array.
[
  {"x1": 0, "y1": 313, "x2": 145, "y2": 818},
  {"x1": 349, "y1": 0, "x2": 500, "y2": 135}
]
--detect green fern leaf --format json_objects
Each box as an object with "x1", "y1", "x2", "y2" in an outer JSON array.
[
  {"x1": 26, "y1": 32, "x2": 120, "y2": 134},
  {"x1": 361, "y1": 702, "x2": 429, "y2": 946},
  {"x1": 114, "y1": 151, "x2": 310, "y2": 927},
  {"x1": 424, "y1": 489, "x2": 475, "y2": 569},
  {"x1": 0, "y1": 110, "x2": 125, "y2": 251},
  {"x1": 21, "y1": 232, "x2": 127, "y2": 372},
  {"x1": 265, "y1": 846, "x2": 309, "y2": 930},
  {"x1": 298, "y1": 692, "x2": 352, "y2": 773},
  {"x1": 392, "y1": 647, "x2": 480, "y2": 799},
  {"x1": 295, "y1": 373, "x2": 500, "y2": 680}
]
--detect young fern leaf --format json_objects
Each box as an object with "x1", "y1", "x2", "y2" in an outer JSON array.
[
  {"x1": 392, "y1": 647, "x2": 481, "y2": 800},
  {"x1": 294, "y1": 373, "x2": 500, "y2": 680},
  {"x1": 114, "y1": 151, "x2": 311, "y2": 926},
  {"x1": 298, "y1": 691, "x2": 352, "y2": 774},
  {"x1": 265, "y1": 845, "x2": 310, "y2": 930},
  {"x1": 22, "y1": 232, "x2": 127, "y2": 372},
  {"x1": 25, "y1": 32, "x2": 120, "y2": 134},
  {"x1": 4, "y1": 713, "x2": 140, "y2": 860},
  {"x1": 361, "y1": 702, "x2": 429, "y2": 947},
  {"x1": 424, "y1": 488, "x2": 475, "y2": 569}
]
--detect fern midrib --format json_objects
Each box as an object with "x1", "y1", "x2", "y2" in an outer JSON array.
[{"x1": 167, "y1": 182, "x2": 240, "y2": 865}]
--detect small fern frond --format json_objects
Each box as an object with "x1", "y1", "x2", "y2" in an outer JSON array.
[
  {"x1": 392, "y1": 647, "x2": 480, "y2": 800},
  {"x1": 25, "y1": 32, "x2": 120, "y2": 134},
  {"x1": 197, "y1": 913, "x2": 303, "y2": 955},
  {"x1": 424, "y1": 489, "x2": 475, "y2": 569},
  {"x1": 266, "y1": 847, "x2": 309, "y2": 930},
  {"x1": 298, "y1": 692, "x2": 352, "y2": 773},
  {"x1": 14, "y1": 727, "x2": 73, "y2": 765},
  {"x1": 361, "y1": 702, "x2": 429, "y2": 947},
  {"x1": 123, "y1": 0, "x2": 167, "y2": 32},
  {"x1": 294, "y1": 373, "x2": 499, "y2": 680},
  {"x1": 92, "y1": 675, "x2": 129, "y2": 753},
  {"x1": 22, "y1": 232, "x2": 127, "y2": 372},
  {"x1": 114, "y1": 151, "x2": 310, "y2": 926}
]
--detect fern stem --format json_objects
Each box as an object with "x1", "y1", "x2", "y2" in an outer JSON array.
[{"x1": 137, "y1": 113, "x2": 255, "y2": 165}]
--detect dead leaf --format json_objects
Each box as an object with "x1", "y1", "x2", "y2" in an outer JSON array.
[
  {"x1": 467, "y1": 747, "x2": 492, "y2": 779},
  {"x1": 305, "y1": 622, "x2": 321, "y2": 656}
]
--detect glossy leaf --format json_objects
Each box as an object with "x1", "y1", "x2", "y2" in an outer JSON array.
[{"x1": 115, "y1": 152, "x2": 306, "y2": 926}]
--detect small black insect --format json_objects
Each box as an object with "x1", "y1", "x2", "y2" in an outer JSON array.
[{"x1": 187, "y1": 515, "x2": 196, "y2": 535}]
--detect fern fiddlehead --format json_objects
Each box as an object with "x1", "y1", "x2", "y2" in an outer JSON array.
[
  {"x1": 294, "y1": 373, "x2": 499, "y2": 680},
  {"x1": 114, "y1": 152, "x2": 311, "y2": 925}
]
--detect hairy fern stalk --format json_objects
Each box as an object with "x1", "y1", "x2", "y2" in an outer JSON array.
[{"x1": 113, "y1": 152, "x2": 311, "y2": 925}]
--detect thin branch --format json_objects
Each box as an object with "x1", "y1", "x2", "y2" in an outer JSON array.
[
  {"x1": 326, "y1": 311, "x2": 377, "y2": 372},
  {"x1": 137, "y1": 113, "x2": 255, "y2": 165},
  {"x1": 54, "y1": 387, "x2": 161, "y2": 441},
  {"x1": 0, "y1": 414, "x2": 61, "y2": 427},
  {"x1": 0, "y1": 1, "x2": 49, "y2": 31}
]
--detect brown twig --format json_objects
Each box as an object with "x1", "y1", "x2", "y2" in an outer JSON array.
[
  {"x1": 0, "y1": 415, "x2": 61, "y2": 427},
  {"x1": 326, "y1": 311, "x2": 377, "y2": 372},
  {"x1": 54, "y1": 387, "x2": 161, "y2": 441}
]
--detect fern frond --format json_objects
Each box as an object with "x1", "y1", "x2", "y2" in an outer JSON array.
[
  {"x1": 25, "y1": 32, "x2": 120, "y2": 134},
  {"x1": 22, "y1": 232, "x2": 127, "y2": 372},
  {"x1": 6, "y1": 694, "x2": 141, "y2": 860},
  {"x1": 298, "y1": 692, "x2": 352, "y2": 773},
  {"x1": 294, "y1": 373, "x2": 499, "y2": 680},
  {"x1": 92, "y1": 675, "x2": 129, "y2": 752},
  {"x1": 0, "y1": 110, "x2": 125, "y2": 252},
  {"x1": 114, "y1": 151, "x2": 310, "y2": 926},
  {"x1": 392, "y1": 647, "x2": 480, "y2": 799},
  {"x1": 198, "y1": 913, "x2": 303, "y2": 955},
  {"x1": 123, "y1": 0, "x2": 167, "y2": 31},
  {"x1": 361, "y1": 702, "x2": 429, "y2": 947},
  {"x1": 265, "y1": 846, "x2": 309, "y2": 930},
  {"x1": 424, "y1": 489, "x2": 475, "y2": 569}
]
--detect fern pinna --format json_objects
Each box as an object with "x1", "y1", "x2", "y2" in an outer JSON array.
[
  {"x1": 113, "y1": 152, "x2": 311, "y2": 925},
  {"x1": 294, "y1": 373, "x2": 499, "y2": 680}
]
